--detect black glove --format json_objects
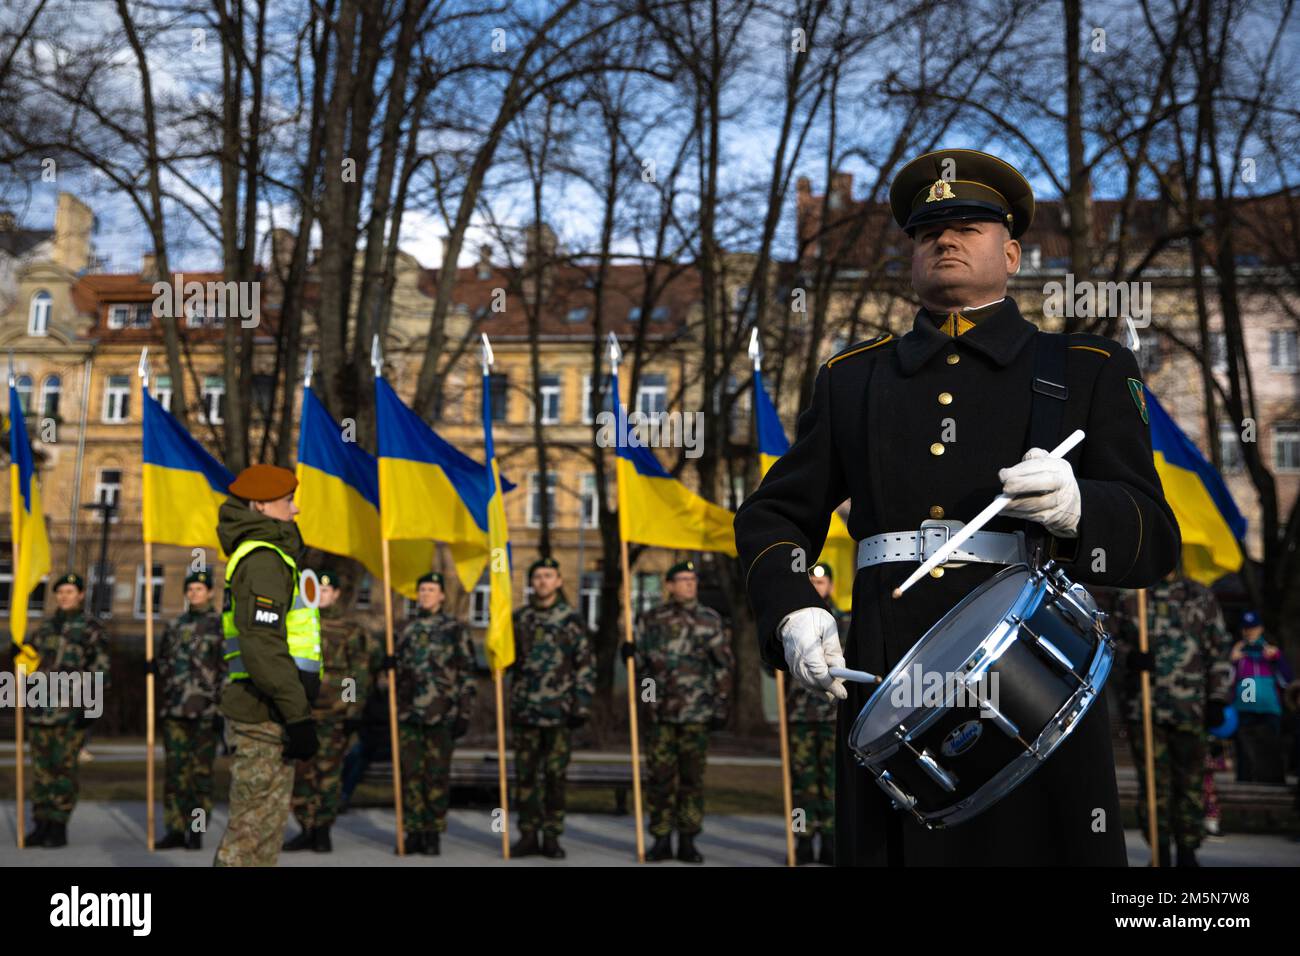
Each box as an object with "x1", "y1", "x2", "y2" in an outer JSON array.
[
  {"x1": 566, "y1": 714, "x2": 587, "y2": 730},
  {"x1": 1205, "y1": 701, "x2": 1227, "y2": 730},
  {"x1": 709, "y1": 715, "x2": 728, "y2": 732},
  {"x1": 1128, "y1": 650, "x2": 1155, "y2": 673},
  {"x1": 283, "y1": 720, "x2": 319, "y2": 761},
  {"x1": 452, "y1": 717, "x2": 470, "y2": 739},
  {"x1": 143, "y1": 659, "x2": 159, "y2": 677},
  {"x1": 620, "y1": 642, "x2": 636, "y2": 662},
  {"x1": 381, "y1": 655, "x2": 398, "y2": 671},
  {"x1": 343, "y1": 718, "x2": 363, "y2": 735}
]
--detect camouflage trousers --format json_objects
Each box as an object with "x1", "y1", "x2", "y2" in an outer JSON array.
[
  {"x1": 162, "y1": 717, "x2": 219, "y2": 835},
  {"x1": 292, "y1": 717, "x2": 350, "y2": 829},
  {"x1": 27, "y1": 723, "x2": 87, "y2": 824},
  {"x1": 399, "y1": 721, "x2": 454, "y2": 833},
  {"x1": 789, "y1": 721, "x2": 835, "y2": 836},
  {"x1": 1128, "y1": 722, "x2": 1206, "y2": 851},
  {"x1": 214, "y1": 720, "x2": 294, "y2": 867},
  {"x1": 513, "y1": 724, "x2": 572, "y2": 837},
  {"x1": 646, "y1": 722, "x2": 708, "y2": 837}
]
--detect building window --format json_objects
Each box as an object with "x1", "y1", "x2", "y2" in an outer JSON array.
[
  {"x1": 202, "y1": 375, "x2": 226, "y2": 425},
  {"x1": 107, "y1": 303, "x2": 151, "y2": 329},
  {"x1": 579, "y1": 473, "x2": 600, "y2": 527},
  {"x1": 527, "y1": 471, "x2": 557, "y2": 527},
  {"x1": 28, "y1": 290, "x2": 51, "y2": 336},
  {"x1": 488, "y1": 373, "x2": 508, "y2": 423},
  {"x1": 15, "y1": 375, "x2": 33, "y2": 414},
  {"x1": 1219, "y1": 423, "x2": 1243, "y2": 473},
  {"x1": 103, "y1": 375, "x2": 131, "y2": 423},
  {"x1": 94, "y1": 468, "x2": 123, "y2": 520},
  {"x1": 89, "y1": 563, "x2": 115, "y2": 619},
  {"x1": 537, "y1": 374, "x2": 561, "y2": 425},
  {"x1": 632, "y1": 572, "x2": 662, "y2": 616},
  {"x1": 0, "y1": 548, "x2": 46, "y2": 618},
  {"x1": 582, "y1": 373, "x2": 614, "y2": 424},
  {"x1": 470, "y1": 583, "x2": 490, "y2": 627},
  {"x1": 636, "y1": 373, "x2": 667, "y2": 416},
  {"x1": 1273, "y1": 422, "x2": 1300, "y2": 472},
  {"x1": 133, "y1": 303, "x2": 151, "y2": 328},
  {"x1": 108, "y1": 305, "x2": 130, "y2": 329},
  {"x1": 40, "y1": 376, "x2": 61, "y2": 419},
  {"x1": 1269, "y1": 330, "x2": 1298, "y2": 372},
  {"x1": 152, "y1": 375, "x2": 172, "y2": 412},
  {"x1": 185, "y1": 296, "x2": 207, "y2": 328},
  {"x1": 1135, "y1": 330, "x2": 1162, "y2": 374},
  {"x1": 1209, "y1": 331, "x2": 1228, "y2": 373},
  {"x1": 566, "y1": 307, "x2": 589, "y2": 324},
  {"x1": 579, "y1": 572, "x2": 602, "y2": 630},
  {"x1": 134, "y1": 563, "x2": 164, "y2": 618}
]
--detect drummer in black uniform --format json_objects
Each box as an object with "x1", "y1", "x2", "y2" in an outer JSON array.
[{"x1": 735, "y1": 148, "x2": 1179, "y2": 866}]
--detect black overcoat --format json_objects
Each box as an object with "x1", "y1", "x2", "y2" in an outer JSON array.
[{"x1": 735, "y1": 299, "x2": 1180, "y2": 866}]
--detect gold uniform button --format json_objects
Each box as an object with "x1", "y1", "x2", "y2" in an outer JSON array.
[
  {"x1": 930, "y1": 442, "x2": 945, "y2": 456},
  {"x1": 930, "y1": 567, "x2": 945, "y2": 578},
  {"x1": 946, "y1": 353, "x2": 960, "y2": 365},
  {"x1": 938, "y1": 392, "x2": 953, "y2": 405},
  {"x1": 929, "y1": 505, "x2": 945, "y2": 519}
]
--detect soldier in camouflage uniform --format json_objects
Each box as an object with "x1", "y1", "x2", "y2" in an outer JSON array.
[
  {"x1": 1117, "y1": 571, "x2": 1234, "y2": 867},
  {"x1": 395, "y1": 571, "x2": 475, "y2": 856},
  {"x1": 787, "y1": 564, "x2": 842, "y2": 865},
  {"x1": 153, "y1": 570, "x2": 224, "y2": 850},
  {"x1": 284, "y1": 569, "x2": 374, "y2": 853},
  {"x1": 633, "y1": 560, "x2": 734, "y2": 863},
  {"x1": 508, "y1": 557, "x2": 595, "y2": 860},
  {"x1": 15, "y1": 572, "x2": 110, "y2": 848}
]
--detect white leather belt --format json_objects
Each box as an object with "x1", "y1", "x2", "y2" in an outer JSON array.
[{"x1": 856, "y1": 519, "x2": 1027, "y2": 570}]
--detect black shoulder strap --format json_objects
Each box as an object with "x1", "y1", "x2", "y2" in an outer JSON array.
[{"x1": 1027, "y1": 331, "x2": 1068, "y2": 454}]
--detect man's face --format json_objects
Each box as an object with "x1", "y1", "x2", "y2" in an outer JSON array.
[
  {"x1": 667, "y1": 571, "x2": 697, "y2": 602},
  {"x1": 810, "y1": 575, "x2": 832, "y2": 600},
  {"x1": 254, "y1": 492, "x2": 298, "y2": 522},
  {"x1": 186, "y1": 582, "x2": 212, "y2": 606},
  {"x1": 318, "y1": 584, "x2": 340, "y2": 609},
  {"x1": 417, "y1": 582, "x2": 444, "y2": 611},
  {"x1": 911, "y1": 220, "x2": 1020, "y2": 310},
  {"x1": 1244, "y1": 626, "x2": 1264, "y2": 643},
  {"x1": 531, "y1": 568, "x2": 561, "y2": 601},
  {"x1": 54, "y1": 584, "x2": 82, "y2": 611}
]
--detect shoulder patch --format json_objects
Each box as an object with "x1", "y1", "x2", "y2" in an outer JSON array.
[
  {"x1": 1127, "y1": 378, "x2": 1149, "y2": 423},
  {"x1": 827, "y1": 333, "x2": 893, "y2": 368}
]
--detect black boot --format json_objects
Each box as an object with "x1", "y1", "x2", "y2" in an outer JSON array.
[
  {"x1": 156, "y1": 831, "x2": 187, "y2": 850},
  {"x1": 1156, "y1": 841, "x2": 1172, "y2": 867},
  {"x1": 795, "y1": 835, "x2": 814, "y2": 865},
  {"x1": 511, "y1": 830, "x2": 540, "y2": 857},
  {"x1": 185, "y1": 830, "x2": 202, "y2": 851},
  {"x1": 43, "y1": 822, "x2": 67, "y2": 848},
  {"x1": 313, "y1": 826, "x2": 332, "y2": 853},
  {"x1": 646, "y1": 834, "x2": 673, "y2": 861},
  {"x1": 817, "y1": 834, "x2": 835, "y2": 866},
  {"x1": 422, "y1": 831, "x2": 440, "y2": 856},
  {"x1": 282, "y1": 827, "x2": 316, "y2": 852},
  {"x1": 24, "y1": 820, "x2": 49, "y2": 847},
  {"x1": 1176, "y1": 845, "x2": 1200, "y2": 867},
  {"x1": 676, "y1": 832, "x2": 703, "y2": 863},
  {"x1": 541, "y1": 834, "x2": 566, "y2": 859},
  {"x1": 396, "y1": 831, "x2": 424, "y2": 855}
]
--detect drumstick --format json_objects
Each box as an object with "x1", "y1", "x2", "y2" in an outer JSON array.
[
  {"x1": 892, "y1": 428, "x2": 1086, "y2": 599},
  {"x1": 829, "y1": 667, "x2": 881, "y2": 684}
]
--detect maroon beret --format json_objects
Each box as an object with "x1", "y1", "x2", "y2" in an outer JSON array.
[{"x1": 229, "y1": 464, "x2": 298, "y2": 502}]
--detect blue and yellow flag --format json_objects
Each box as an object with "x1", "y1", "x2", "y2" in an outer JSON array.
[
  {"x1": 142, "y1": 384, "x2": 233, "y2": 555},
  {"x1": 1145, "y1": 386, "x2": 1245, "y2": 585},
  {"x1": 480, "y1": 368, "x2": 515, "y2": 671},
  {"x1": 754, "y1": 369, "x2": 853, "y2": 611},
  {"x1": 8, "y1": 382, "x2": 50, "y2": 646},
  {"x1": 612, "y1": 366, "x2": 737, "y2": 555},
  {"x1": 296, "y1": 386, "x2": 433, "y2": 600}
]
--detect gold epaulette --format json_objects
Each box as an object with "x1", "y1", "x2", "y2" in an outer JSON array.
[{"x1": 826, "y1": 333, "x2": 893, "y2": 368}]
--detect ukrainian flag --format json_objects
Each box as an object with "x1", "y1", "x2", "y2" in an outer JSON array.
[
  {"x1": 8, "y1": 382, "x2": 50, "y2": 645},
  {"x1": 612, "y1": 367, "x2": 737, "y2": 555},
  {"x1": 296, "y1": 386, "x2": 433, "y2": 600},
  {"x1": 1145, "y1": 386, "x2": 1245, "y2": 585},
  {"x1": 142, "y1": 384, "x2": 233, "y2": 555},
  {"x1": 375, "y1": 378, "x2": 505, "y2": 592},
  {"x1": 480, "y1": 369, "x2": 515, "y2": 671},
  {"x1": 754, "y1": 369, "x2": 853, "y2": 611}
]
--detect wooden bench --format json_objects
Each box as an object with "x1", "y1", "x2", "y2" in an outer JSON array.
[{"x1": 364, "y1": 757, "x2": 634, "y2": 814}]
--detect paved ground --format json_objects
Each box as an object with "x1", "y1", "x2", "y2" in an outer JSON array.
[{"x1": 2, "y1": 801, "x2": 1298, "y2": 866}]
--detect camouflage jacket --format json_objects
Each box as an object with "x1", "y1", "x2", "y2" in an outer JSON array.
[
  {"x1": 636, "y1": 599, "x2": 733, "y2": 725},
  {"x1": 314, "y1": 605, "x2": 374, "y2": 720},
  {"x1": 24, "y1": 609, "x2": 111, "y2": 726},
  {"x1": 509, "y1": 598, "x2": 595, "y2": 727},
  {"x1": 786, "y1": 603, "x2": 846, "y2": 724},
  {"x1": 157, "y1": 604, "x2": 224, "y2": 719},
  {"x1": 395, "y1": 609, "x2": 476, "y2": 726},
  {"x1": 1117, "y1": 577, "x2": 1235, "y2": 731}
]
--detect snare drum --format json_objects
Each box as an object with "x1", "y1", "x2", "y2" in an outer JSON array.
[{"x1": 846, "y1": 560, "x2": 1113, "y2": 828}]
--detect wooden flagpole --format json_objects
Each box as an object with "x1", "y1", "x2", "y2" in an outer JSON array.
[
  {"x1": 1136, "y1": 588, "x2": 1159, "y2": 865},
  {"x1": 144, "y1": 539, "x2": 156, "y2": 850},
  {"x1": 618, "y1": 537, "x2": 646, "y2": 863},
  {"x1": 380, "y1": 537, "x2": 405, "y2": 855},
  {"x1": 11, "y1": 532, "x2": 25, "y2": 849},
  {"x1": 493, "y1": 666, "x2": 510, "y2": 859},
  {"x1": 775, "y1": 671, "x2": 795, "y2": 866}
]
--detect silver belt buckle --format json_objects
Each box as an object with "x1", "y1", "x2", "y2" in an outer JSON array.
[{"x1": 919, "y1": 519, "x2": 967, "y2": 569}]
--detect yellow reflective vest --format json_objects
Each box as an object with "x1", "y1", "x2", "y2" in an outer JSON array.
[{"x1": 222, "y1": 539, "x2": 322, "y2": 679}]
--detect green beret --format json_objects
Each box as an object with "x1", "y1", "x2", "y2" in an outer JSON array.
[
  {"x1": 528, "y1": 556, "x2": 561, "y2": 579},
  {"x1": 185, "y1": 570, "x2": 214, "y2": 588},
  {"x1": 890, "y1": 148, "x2": 1034, "y2": 239},
  {"x1": 417, "y1": 572, "x2": 444, "y2": 588},
  {"x1": 316, "y1": 569, "x2": 341, "y2": 589},
  {"x1": 666, "y1": 560, "x2": 696, "y2": 580},
  {"x1": 810, "y1": 564, "x2": 832, "y2": 581},
  {"x1": 54, "y1": 572, "x2": 85, "y2": 591}
]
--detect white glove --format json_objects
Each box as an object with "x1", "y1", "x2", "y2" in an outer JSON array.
[
  {"x1": 998, "y1": 447, "x2": 1081, "y2": 537},
  {"x1": 778, "y1": 607, "x2": 847, "y2": 701}
]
